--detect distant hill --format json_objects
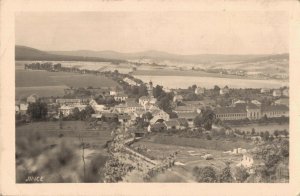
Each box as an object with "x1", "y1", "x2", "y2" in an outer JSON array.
[
  {"x1": 15, "y1": 45, "x2": 125, "y2": 63},
  {"x1": 49, "y1": 49, "x2": 289, "y2": 64},
  {"x1": 16, "y1": 45, "x2": 288, "y2": 65}
]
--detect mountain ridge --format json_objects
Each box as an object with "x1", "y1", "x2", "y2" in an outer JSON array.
[{"x1": 16, "y1": 45, "x2": 289, "y2": 64}]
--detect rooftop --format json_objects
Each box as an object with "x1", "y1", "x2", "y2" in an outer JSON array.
[
  {"x1": 262, "y1": 105, "x2": 289, "y2": 112},
  {"x1": 164, "y1": 120, "x2": 180, "y2": 127},
  {"x1": 215, "y1": 106, "x2": 246, "y2": 114}
]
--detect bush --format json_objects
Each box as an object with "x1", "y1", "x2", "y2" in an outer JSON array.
[{"x1": 193, "y1": 166, "x2": 218, "y2": 183}]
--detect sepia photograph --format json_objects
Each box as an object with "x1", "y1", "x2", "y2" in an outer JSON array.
[{"x1": 13, "y1": 11, "x2": 291, "y2": 184}]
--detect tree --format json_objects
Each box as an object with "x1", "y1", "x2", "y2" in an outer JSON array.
[
  {"x1": 193, "y1": 115, "x2": 202, "y2": 127},
  {"x1": 138, "y1": 84, "x2": 148, "y2": 97},
  {"x1": 158, "y1": 97, "x2": 172, "y2": 112},
  {"x1": 27, "y1": 101, "x2": 48, "y2": 120},
  {"x1": 191, "y1": 84, "x2": 197, "y2": 91},
  {"x1": 274, "y1": 130, "x2": 279, "y2": 138},
  {"x1": 142, "y1": 112, "x2": 153, "y2": 122},
  {"x1": 251, "y1": 128, "x2": 256, "y2": 136},
  {"x1": 219, "y1": 164, "x2": 234, "y2": 183},
  {"x1": 235, "y1": 166, "x2": 249, "y2": 182},
  {"x1": 214, "y1": 85, "x2": 220, "y2": 92},
  {"x1": 153, "y1": 85, "x2": 164, "y2": 98},
  {"x1": 263, "y1": 131, "x2": 270, "y2": 141},
  {"x1": 193, "y1": 166, "x2": 218, "y2": 183},
  {"x1": 202, "y1": 109, "x2": 216, "y2": 130}
]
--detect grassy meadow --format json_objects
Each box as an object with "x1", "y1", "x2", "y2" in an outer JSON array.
[{"x1": 16, "y1": 61, "x2": 119, "y2": 99}]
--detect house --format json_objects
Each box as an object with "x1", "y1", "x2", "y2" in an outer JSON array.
[
  {"x1": 128, "y1": 127, "x2": 146, "y2": 137},
  {"x1": 150, "y1": 109, "x2": 170, "y2": 124},
  {"x1": 233, "y1": 100, "x2": 246, "y2": 106},
  {"x1": 114, "y1": 104, "x2": 127, "y2": 113},
  {"x1": 58, "y1": 105, "x2": 74, "y2": 117},
  {"x1": 260, "y1": 88, "x2": 271, "y2": 93},
  {"x1": 215, "y1": 106, "x2": 247, "y2": 121},
  {"x1": 123, "y1": 77, "x2": 140, "y2": 86},
  {"x1": 176, "y1": 112, "x2": 198, "y2": 127},
  {"x1": 250, "y1": 136, "x2": 262, "y2": 142},
  {"x1": 20, "y1": 103, "x2": 29, "y2": 115},
  {"x1": 125, "y1": 101, "x2": 144, "y2": 113},
  {"x1": 220, "y1": 86, "x2": 229, "y2": 95},
  {"x1": 195, "y1": 87, "x2": 205, "y2": 95},
  {"x1": 139, "y1": 96, "x2": 157, "y2": 106},
  {"x1": 27, "y1": 94, "x2": 38, "y2": 103},
  {"x1": 282, "y1": 88, "x2": 289, "y2": 97},
  {"x1": 114, "y1": 93, "x2": 128, "y2": 102},
  {"x1": 174, "y1": 105, "x2": 196, "y2": 113},
  {"x1": 110, "y1": 90, "x2": 117, "y2": 96},
  {"x1": 273, "y1": 89, "x2": 282, "y2": 97},
  {"x1": 89, "y1": 99, "x2": 107, "y2": 113},
  {"x1": 15, "y1": 106, "x2": 20, "y2": 114},
  {"x1": 56, "y1": 98, "x2": 82, "y2": 106},
  {"x1": 246, "y1": 103, "x2": 261, "y2": 120},
  {"x1": 118, "y1": 113, "x2": 131, "y2": 124},
  {"x1": 236, "y1": 154, "x2": 254, "y2": 168},
  {"x1": 173, "y1": 95, "x2": 183, "y2": 102},
  {"x1": 74, "y1": 105, "x2": 87, "y2": 111},
  {"x1": 251, "y1": 100, "x2": 261, "y2": 106},
  {"x1": 91, "y1": 113, "x2": 103, "y2": 119},
  {"x1": 164, "y1": 120, "x2": 181, "y2": 130},
  {"x1": 261, "y1": 105, "x2": 289, "y2": 118},
  {"x1": 274, "y1": 98, "x2": 289, "y2": 107}
]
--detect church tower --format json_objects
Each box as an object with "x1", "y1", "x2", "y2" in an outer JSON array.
[{"x1": 148, "y1": 81, "x2": 153, "y2": 97}]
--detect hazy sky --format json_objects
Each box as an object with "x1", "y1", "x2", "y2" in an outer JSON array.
[{"x1": 16, "y1": 11, "x2": 289, "y2": 55}]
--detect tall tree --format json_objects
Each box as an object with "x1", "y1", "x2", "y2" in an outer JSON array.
[{"x1": 27, "y1": 101, "x2": 48, "y2": 120}]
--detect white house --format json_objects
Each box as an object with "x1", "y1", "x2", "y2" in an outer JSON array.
[
  {"x1": 20, "y1": 103, "x2": 29, "y2": 115},
  {"x1": 260, "y1": 88, "x2": 271, "y2": 93},
  {"x1": 89, "y1": 99, "x2": 106, "y2": 112},
  {"x1": 273, "y1": 89, "x2": 282, "y2": 97},
  {"x1": 139, "y1": 96, "x2": 157, "y2": 106},
  {"x1": 27, "y1": 94, "x2": 38, "y2": 103},
  {"x1": 220, "y1": 86, "x2": 229, "y2": 95},
  {"x1": 114, "y1": 93, "x2": 128, "y2": 102},
  {"x1": 195, "y1": 87, "x2": 205, "y2": 95},
  {"x1": 236, "y1": 154, "x2": 254, "y2": 168},
  {"x1": 173, "y1": 95, "x2": 183, "y2": 102},
  {"x1": 59, "y1": 105, "x2": 74, "y2": 117},
  {"x1": 251, "y1": 100, "x2": 261, "y2": 106}
]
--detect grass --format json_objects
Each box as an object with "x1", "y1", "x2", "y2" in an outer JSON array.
[
  {"x1": 147, "y1": 133, "x2": 254, "y2": 151},
  {"x1": 133, "y1": 135, "x2": 244, "y2": 182},
  {"x1": 16, "y1": 61, "x2": 119, "y2": 99}
]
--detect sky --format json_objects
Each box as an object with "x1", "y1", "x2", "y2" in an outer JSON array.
[{"x1": 15, "y1": 11, "x2": 289, "y2": 55}]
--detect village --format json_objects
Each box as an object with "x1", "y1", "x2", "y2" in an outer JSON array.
[{"x1": 15, "y1": 62, "x2": 289, "y2": 183}]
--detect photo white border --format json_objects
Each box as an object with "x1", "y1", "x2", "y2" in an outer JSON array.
[{"x1": 1, "y1": 0, "x2": 300, "y2": 195}]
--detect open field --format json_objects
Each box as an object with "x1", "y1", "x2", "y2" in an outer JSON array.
[
  {"x1": 16, "y1": 61, "x2": 119, "y2": 99},
  {"x1": 143, "y1": 133, "x2": 254, "y2": 151},
  {"x1": 132, "y1": 138, "x2": 244, "y2": 182}
]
